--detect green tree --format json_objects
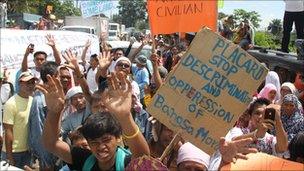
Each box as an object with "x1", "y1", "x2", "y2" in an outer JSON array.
[
  {"x1": 5, "y1": 0, "x2": 80, "y2": 19},
  {"x1": 268, "y1": 19, "x2": 282, "y2": 36},
  {"x1": 233, "y1": 9, "x2": 261, "y2": 28},
  {"x1": 117, "y1": 0, "x2": 146, "y2": 27},
  {"x1": 218, "y1": 12, "x2": 227, "y2": 20}
]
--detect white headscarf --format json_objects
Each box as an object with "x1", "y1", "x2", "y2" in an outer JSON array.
[
  {"x1": 177, "y1": 142, "x2": 210, "y2": 168},
  {"x1": 281, "y1": 82, "x2": 297, "y2": 95},
  {"x1": 265, "y1": 71, "x2": 281, "y2": 101},
  {"x1": 66, "y1": 86, "x2": 83, "y2": 100}
]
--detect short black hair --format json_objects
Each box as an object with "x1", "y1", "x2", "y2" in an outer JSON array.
[
  {"x1": 288, "y1": 132, "x2": 304, "y2": 161},
  {"x1": 90, "y1": 54, "x2": 99, "y2": 61},
  {"x1": 114, "y1": 48, "x2": 125, "y2": 54},
  {"x1": 68, "y1": 129, "x2": 85, "y2": 145},
  {"x1": 79, "y1": 112, "x2": 122, "y2": 140},
  {"x1": 34, "y1": 51, "x2": 47, "y2": 59},
  {"x1": 248, "y1": 98, "x2": 270, "y2": 116},
  {"x1": 40, "y1": 61, "x2": 59, "y2": 83}
]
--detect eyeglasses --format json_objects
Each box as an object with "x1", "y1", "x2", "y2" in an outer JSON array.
[{"x1": 116, "y1": 63, "x2": 130, "y2": 68}]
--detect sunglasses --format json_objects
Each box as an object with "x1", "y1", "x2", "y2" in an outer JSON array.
[{"x1": 116, "y1": 63, "x2": 130, "y2": 68}]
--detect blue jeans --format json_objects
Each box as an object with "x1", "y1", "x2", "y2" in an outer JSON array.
[{"x1": 1, "y1": 151, "x2": 31, "y2": 169}]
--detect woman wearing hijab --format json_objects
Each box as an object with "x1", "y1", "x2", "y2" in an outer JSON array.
[
  {"x1": 280, "y1": 94, "x2": 304, "y2": 142},
  {"x1": 176, "y1": 142, "x2": 210, "y2": 171},
  {"x1": 279, "y1": 82, "x2": 303, "y2": 113},
  {"x1": 265, "y1": 71, "x2": 281, "y2": 102},
  {"x1": 258, "y1": 83, "x2": 278, "y2": 103}
]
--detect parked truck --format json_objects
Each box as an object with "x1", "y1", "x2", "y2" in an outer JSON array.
[{"x1": 62, "y1": 16, "x2": 109, "y2": 38}]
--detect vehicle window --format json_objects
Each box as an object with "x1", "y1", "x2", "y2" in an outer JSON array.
[
  {"x1": 109, "y1": 32, "x2": 116, "y2": 36},
  {"x1": 110, "y1": 25, "x2": 118, "y2": 30}
]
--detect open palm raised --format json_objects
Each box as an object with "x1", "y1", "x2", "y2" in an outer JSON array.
[
  {"x1": 102, "y1": 72, "x2": 132, "y2": 119},
  {"x1": 36, "y1": 75, "x2": 65, "y2": 114}
]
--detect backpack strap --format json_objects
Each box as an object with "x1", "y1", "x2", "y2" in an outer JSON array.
[
  {"x1": 115, "y1": 147, "x2": 131, "y2": 171},
  {"x1": 83, "y1": 154, "x2": 96, "y2": 171},
  {"x1": 82, "y1": 147, "x2": 131, "y2": 171}
]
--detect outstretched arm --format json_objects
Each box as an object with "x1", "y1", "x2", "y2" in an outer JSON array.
[
  {"x1": 151, "y1": 53, "x2": 163, "y2": 89},
  {"x1": 46, "y1": 34, "x2": 61, "y2": 64},
  {"x1": 81, "y1": 40, "x2": 91, "y2": 65},
  {"x1": 128, "y1": 40, "x2": 147, "y2": 62},
  {"x1": 95, "y1": 51, "x2": 113, "y2": 83},
  {"x1": 102, "y1": 72, "x2": 150, "y2": 158},
  {"x1": 21, "y1": 44, "x2": 32, "y2": 72},
  {"x1": 38, "y1": 75, "x2": 72, "y2": 163},
  {"x1": 63, "y1": 50, "x2": 92, "y2": 103}
]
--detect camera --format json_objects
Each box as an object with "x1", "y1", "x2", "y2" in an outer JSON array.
[
  {"x1": 29, "y1": 44, "x2": 34, "y2": 53},
  {"x1": 264, "y1": 108, "x2": 276, "y2": 126}
]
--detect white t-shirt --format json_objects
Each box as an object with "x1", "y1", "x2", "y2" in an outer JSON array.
[
  {"x1": 285, "y1": 0, "x2": 304, "y2": 12},
  {"x1": 85, "y1": 65, "x2": 98, "y2": 93},
  {"x1": 227, "y1": 127, "x2": 277, "y2": 155},
  {"x1": 1, "y1": 84, "x2": 12, "y2": 104}
]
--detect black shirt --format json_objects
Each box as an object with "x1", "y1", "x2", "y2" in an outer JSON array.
[{"x1": 68, "y1": 147, "x2": 131, "y2": 171}]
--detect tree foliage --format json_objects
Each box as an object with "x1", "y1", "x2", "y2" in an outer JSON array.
[
  {"x1": 268, "y1": 19, "x2": 282, "y2": 36},
  {"x1": 233, "y1": 9, "x2": 261, "y2": 28},
  {"x1": 4, "y1": 0, "x2": 80, "y2": 19},
  {"x1": 218, "y1": 12, "x2": 228, "y2": 19},
  {"x1": 117, "y1": 0, "x2": 146, "y2": 27}
]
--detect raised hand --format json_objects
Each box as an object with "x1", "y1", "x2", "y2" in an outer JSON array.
[
  {"x1": 62, "y1": 50, "x2": 79, "y2": 71},
  {"x1": 25, "y1": 44, "x2": 34, "y2": 55},
  {"x1": 36, "y1": 75, "x2": 65, "y2": 114},
  {"x1": 84, "y1": 39, "x2": 91, "y2": 48},
  {"x1": 102, "y1": 72, "x2": 132, "y2": 119},
  {"x1": 150, "y1": 53, "x2": 160, "y2": 67},
  {"x1": 219, "y1": 137, "x2": 257, "y2": 164},
  {"x1": 46, "y1": 34, "x2": 56, "y2": 47},
  {"x1": 98, "y1": 51, "x2": 113, "y2": 69}
]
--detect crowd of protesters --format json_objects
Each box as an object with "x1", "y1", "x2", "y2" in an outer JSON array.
[{"x1": 0, "y1": 19, "x2": 304, "y2": 171}]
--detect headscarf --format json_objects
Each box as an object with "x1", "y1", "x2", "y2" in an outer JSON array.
[
  {"x1": 177, "y1": 142, "x2": 210, "y2": 168},
  {"x1": 265, "y1": 71, "x2": 281, "y2": 101},
  {"x1": 114, "y1": 57, "x2": 131, "y2": 68},
  {"x1": 282, "y1": 94, "x2": 300, "y2": 112},
  {"x1": 126, "y1": 155, "x2": 168, "y2": 171},
  {"x1": 281, "y1": 82, "x2": 297, "y2": 95},
  {"x1": 131, "y1": 81, "x2": 142, "y2": 112},
  {"x1": 258, "y1": 83, "x2": 277, "y2": 103},
  {"x1": 65, "y1": 86, "x2": 83, "y2": 100},
  {"x1": 281, "y1": 94, "x2": 304, "y2": 142}
]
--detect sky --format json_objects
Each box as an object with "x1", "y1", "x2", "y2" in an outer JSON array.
[{"x1": 78, "y1": 0, "x2": 286, "y2": 30}]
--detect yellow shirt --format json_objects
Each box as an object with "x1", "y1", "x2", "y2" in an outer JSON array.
[{"x1": 3, "y1": 94, "x2": 33, "y2": 152}]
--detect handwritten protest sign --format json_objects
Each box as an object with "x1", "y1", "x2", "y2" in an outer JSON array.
[
  {"x1": 221, "y1": 152, "x2": 304, "y2": 170},
  {"x1": 147, "y1": 0, "x2": 217, "y2": 34},
  {"x1": 0, "y1": 29, "x2": 99, "y2": 69},
  {"x1": 81, "y1": 1, "x2": 114, "y2": 18},
  {"x1": 147, "y1": 28, "x2": 267, "y2": 155}
]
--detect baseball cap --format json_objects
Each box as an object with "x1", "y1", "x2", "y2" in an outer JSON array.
[
  {"x1": 18, "y1": 71, "x2": 38, "y2": 82},
  {"x1": 135, "y1": 55, "x2": 147, "y2": 66}
]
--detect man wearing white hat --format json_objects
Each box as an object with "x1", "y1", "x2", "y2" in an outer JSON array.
[
  {"x1": 2, "y1": 71, "x2": 37, "y2": 168},
  {"x1": 61, "y1": 86, "x2": 91, "y2": 139}
]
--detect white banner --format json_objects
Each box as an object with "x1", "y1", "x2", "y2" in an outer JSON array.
[{"x1": 0, "y1": 29, "x2": 100, "y2": 69}]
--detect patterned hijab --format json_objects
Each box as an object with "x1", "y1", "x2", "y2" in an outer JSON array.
[{"x1": 282, "y1": 94, "x2": 300, "y2": 111}]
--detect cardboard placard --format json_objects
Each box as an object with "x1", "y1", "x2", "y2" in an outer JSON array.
[
  {"x1": 147, "y1": 28, "x2": 268, "y2": 155},
  {"x1": 221, "y1": 152, "x2": 304, "y2": 170},
  {"x1": 147, "y1": 0, "x2": 217, "y2": 34}
]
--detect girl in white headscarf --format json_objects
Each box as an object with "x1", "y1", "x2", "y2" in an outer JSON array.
[{"x1": 265, "y1": 71, "x2": 281, "y2": 102}]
